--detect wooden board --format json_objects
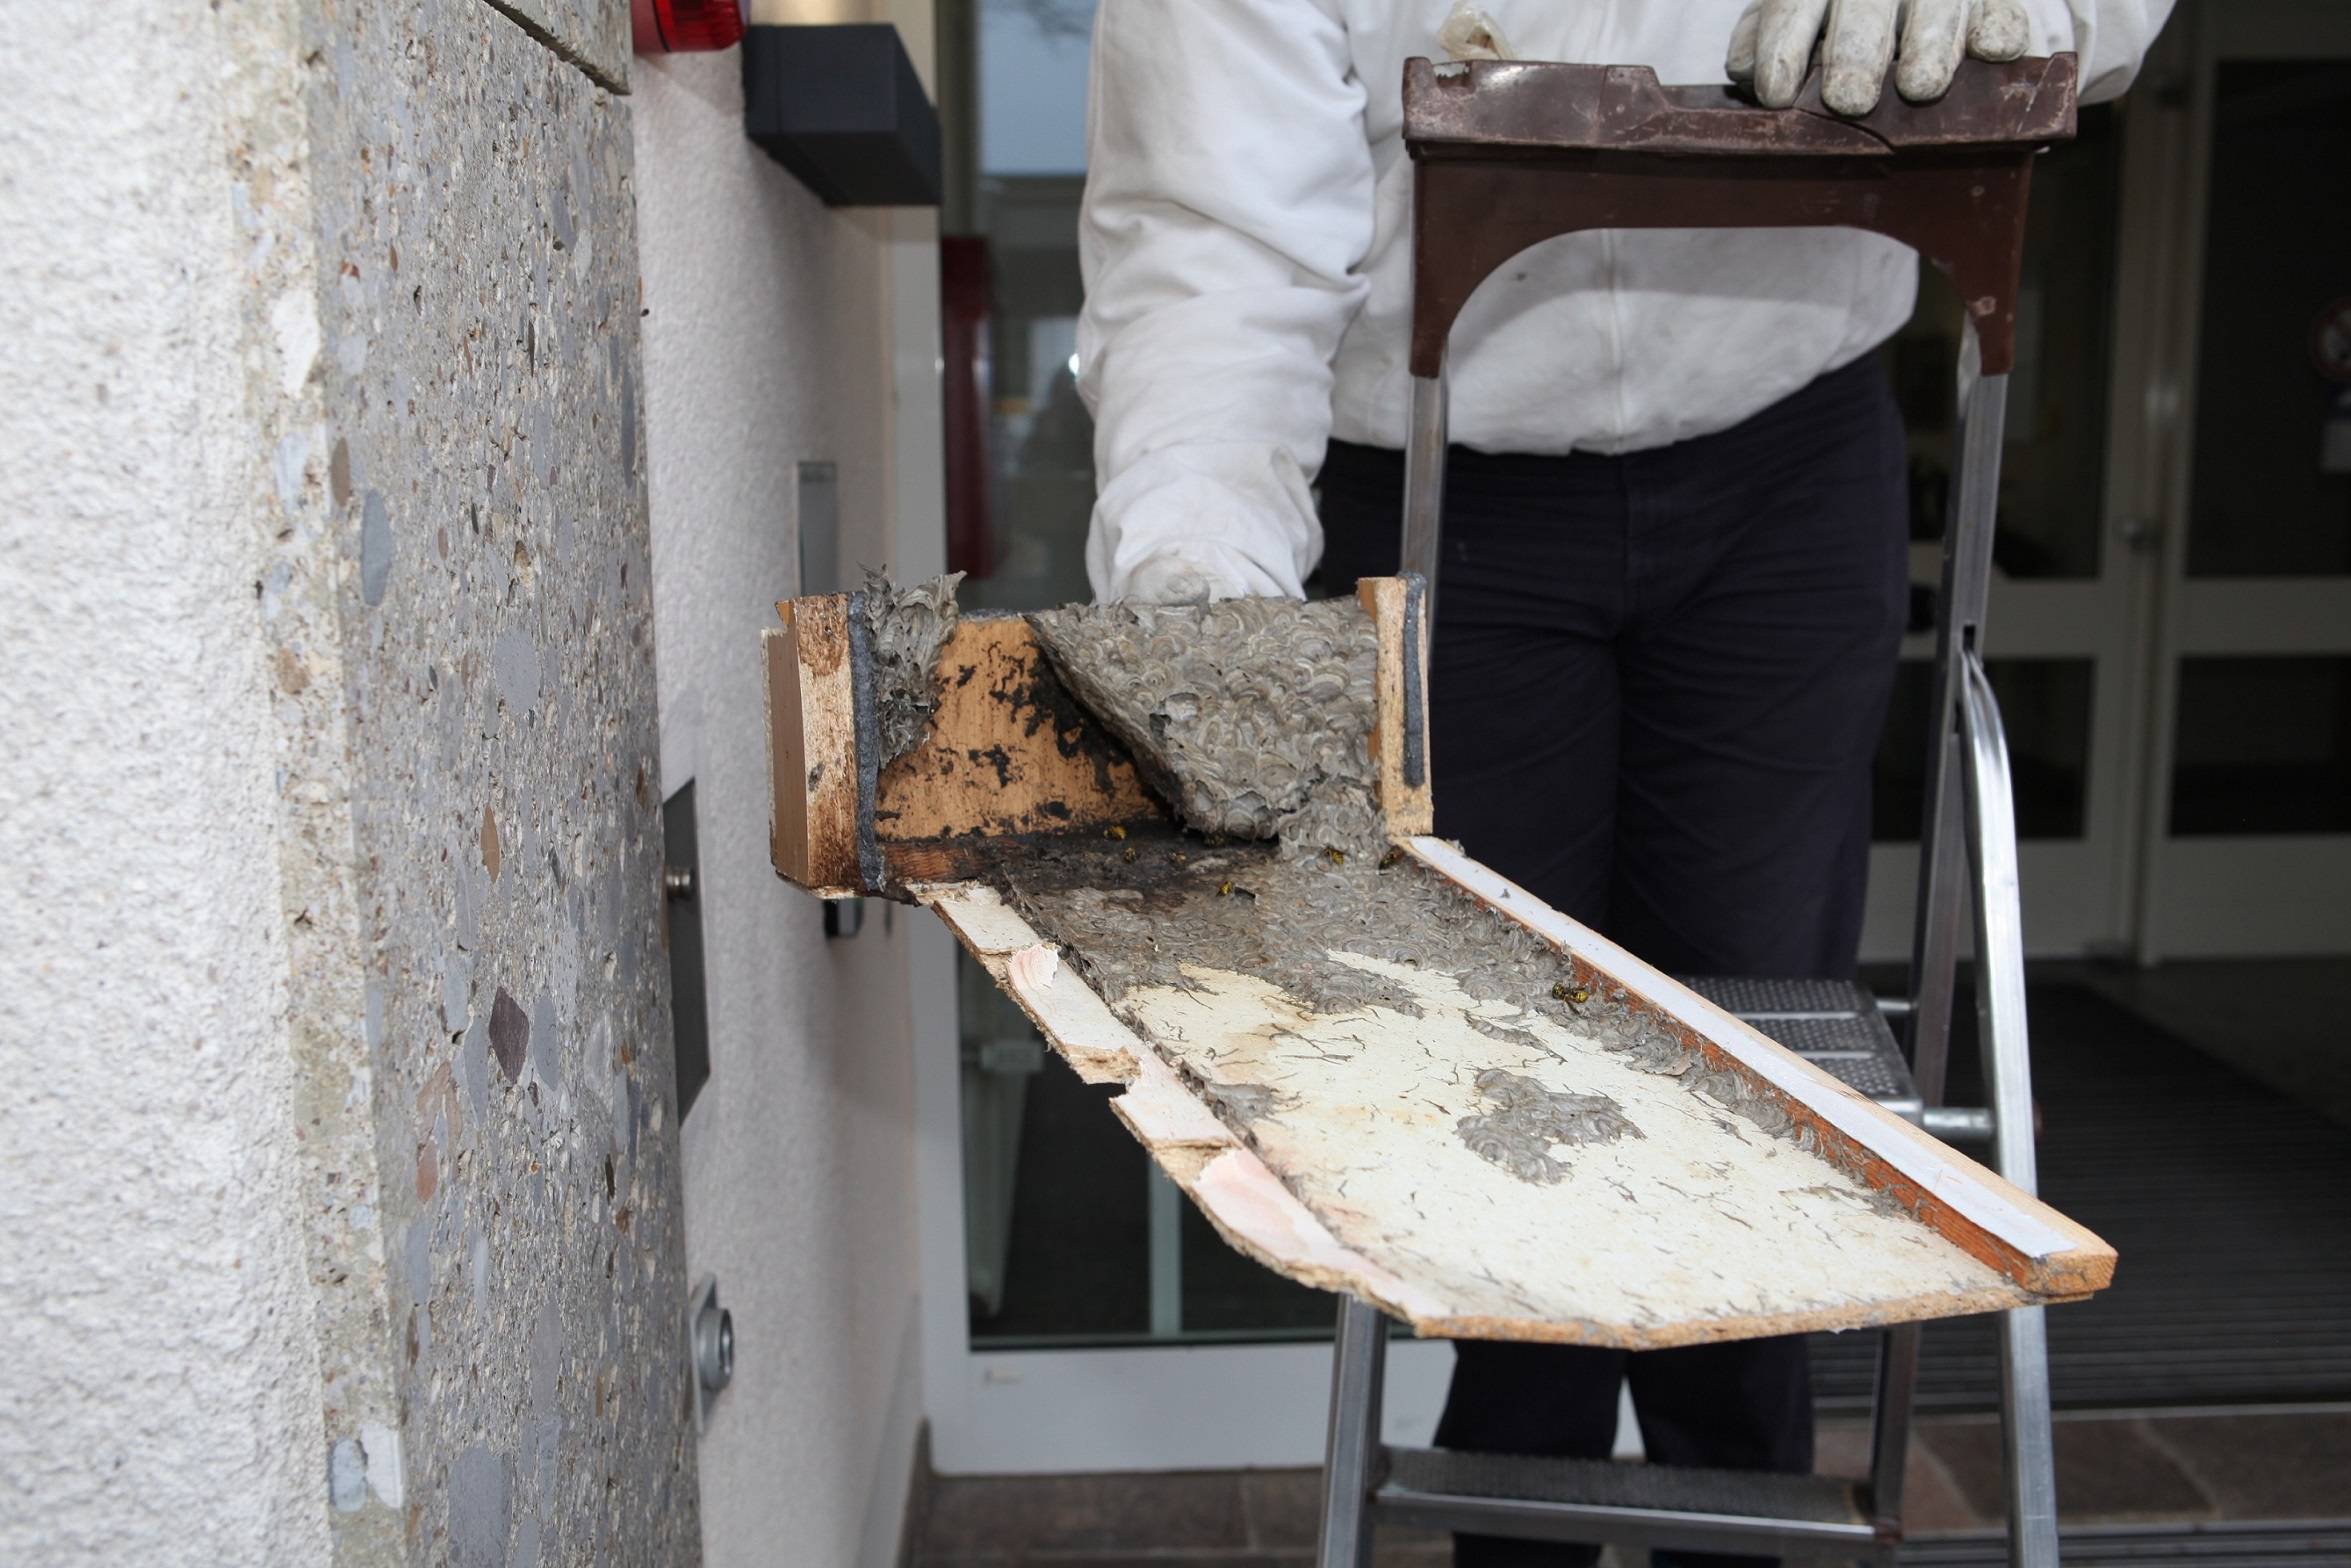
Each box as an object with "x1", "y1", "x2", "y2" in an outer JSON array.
[
  {"x1": 877, "y1": 615, "x2": 1163, "y2": 857},
  {"x1": 1356, "y1": 576, "x2": 1434, "y2": 838},
  {"x1": 765, "y1": 584, "x2": 1433, "y2": 894},
  {"x1": 918, "y1": 841, "x2": 2113, "y2": 1348},
  {"x1": 763, "y1": 602, "x2": 858, "y2": 895},
  {"x1": 766, "y1": 580, "x2": 2116, "y2": 1345}
]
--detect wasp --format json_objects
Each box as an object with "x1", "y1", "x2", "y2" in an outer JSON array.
[
  {"x1": 1324, "y1": 846, "x2": 1347, "y2": 866},
  {"x1": 1378, "y1": 846, "x2": 1404, "y2": 870},
  {"x1": 1103, "y1": 824, "x2": 1127, "y2": 841},
  {"x1": 1551, "y1": 981, "x2": 1591, "y2": 1006},
  {"x1": 1121, "y1": 845, "x2": 1138, "y2": 864}
]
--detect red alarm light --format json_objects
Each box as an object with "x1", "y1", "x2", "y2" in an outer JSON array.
[{"x1": 632, "y1": 0, "x2": 745, "y2": 54}]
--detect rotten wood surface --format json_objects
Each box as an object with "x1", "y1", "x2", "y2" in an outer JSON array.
[
  {"x1": 923, "y1": 840, "x2": 2112, "y2": 1347},
  {"x1": 766, "y1": 582, "x2": 1433, "y2": 896},
  {"x1": 1357, "y1": 576, "x2": 1434, "y2": 839},
  {"x1": 766, "y1": 599, "x2": 1165, "y2": 893},
  {"x1": 764, "y1": 579, "x2": 2115, "y2": 1345},
  {"x1": 876, "y1": 614, "x2": 1164, "y2": 848}
]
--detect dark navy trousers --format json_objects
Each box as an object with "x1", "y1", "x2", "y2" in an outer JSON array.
[{"x1": 1315, "y1": 355, "x2": 1910, "y2": 1568}]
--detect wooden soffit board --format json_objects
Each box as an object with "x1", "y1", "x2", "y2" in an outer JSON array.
[{"x1": 765, "y1": 578, "x2": 2114, "y2": 1346}]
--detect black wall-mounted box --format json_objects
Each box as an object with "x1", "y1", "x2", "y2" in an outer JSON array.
[{"x1": 741, "y1": 24, "x2": 941, "y2": 208}]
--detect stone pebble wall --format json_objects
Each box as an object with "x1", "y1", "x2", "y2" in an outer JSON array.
[{"x1": 303, "y1": 2, "x2": 697, "y2": 1561}]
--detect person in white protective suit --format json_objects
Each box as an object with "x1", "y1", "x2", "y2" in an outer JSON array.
[{"x1": 1075, "y1": 4, "x2": 2169, "y2": 1565}]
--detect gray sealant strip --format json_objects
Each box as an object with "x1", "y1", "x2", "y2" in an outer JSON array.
[
  {"x1": 1402, "y1": 573, "x2": 1428, "y2": 790},
  {"x1": 845, "y1": 590, "x2": 885, "y2": 893}
]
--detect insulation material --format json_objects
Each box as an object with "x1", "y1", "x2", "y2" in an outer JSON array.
[{"x1": 1027, "y1": 597, "x2": 1386, "y2": 859}]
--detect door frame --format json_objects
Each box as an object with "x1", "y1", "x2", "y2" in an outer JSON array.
[{"x1": 2123, "y1": 0, "x2": 2351, "y2": 961}]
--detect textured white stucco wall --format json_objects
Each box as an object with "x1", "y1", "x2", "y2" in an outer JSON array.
[
  {"x1": 633, "y1": 45, "x2": 933, "y2": 1568},
  {"x1": 3, "y1": 2, "x2": 704, "y2": 1563},
  {"x1": 0, "y1": 3, "x2": 331, "y2": 1562}
]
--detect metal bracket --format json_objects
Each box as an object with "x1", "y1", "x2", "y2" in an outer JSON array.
[{"x1": 663, "y1": 779, "x2": 710, "y2": 1121}]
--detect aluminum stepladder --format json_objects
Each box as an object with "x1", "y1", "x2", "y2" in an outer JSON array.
[{"x1": 1313, "y1": 53, "x2": 2084, "y2": 1568}]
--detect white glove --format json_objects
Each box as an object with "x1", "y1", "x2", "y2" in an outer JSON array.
[
  {"x1": 1727, "y1": 0, "x2": 2032, "y2": 118},
  {"x1": 1120, "y1": 553, "x2": 1252, "y2": 606},
  {"x1": 1438, "y1": 3, "x2": 1515, "y2": 61}
]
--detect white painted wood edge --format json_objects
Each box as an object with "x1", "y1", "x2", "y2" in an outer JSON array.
[
  {"x1": 909, "y1": 881, "x2": 1041, "y2": 955},
  {"x1": 1403, "y1": 836, "x2": 2089, "y2": 1268}
]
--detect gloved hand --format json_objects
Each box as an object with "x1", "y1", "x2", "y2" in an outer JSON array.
[
  {"x1": 1120, "y1": 553, "x2": 1250, "y2": 605},
  {"x1": 1726, "y1": 0, "x2": 2031, "y2": 118}
]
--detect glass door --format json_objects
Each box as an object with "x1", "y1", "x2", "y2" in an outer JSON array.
[
  {"x1": 2131, "y1": 1, "x2": 2351, "y2": 959},
  {"x1": 919, "y1": 0, "x2": 1456, "y2": 1474},
  {"x1": 1858, "y1": 93, "x2": 2157, "y2": 962}
]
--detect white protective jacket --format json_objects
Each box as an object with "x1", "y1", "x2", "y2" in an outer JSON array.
[{"x1": 1076, "y1": 0, "x2": 2170, "y2": 601}]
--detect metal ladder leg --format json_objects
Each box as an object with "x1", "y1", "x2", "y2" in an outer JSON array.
[
  {"x1": 1316, "y1": 1296, "x2": 1389, "y2": 1568},
  {"x1": 1961, "y1": 654, "x2": 2061, "y2": 1568},
  {"x1": 1907, "y1": 333, "x2": 2008, "y2": 1147},
  {"x1": 1878, "y1": 331, "x2": 2014, "y2": 1552},
  {"x1": 1401, "y1": 363, "x2": 1450, "y2": 614}
]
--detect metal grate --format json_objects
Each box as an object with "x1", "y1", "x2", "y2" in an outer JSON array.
[
  {"x1": 1382, "y1": 1446, "x2": 1864, "y2": 1522},
  {"x1": 1678, "y1": 976, "x2": 1923, "y2": 1115}
]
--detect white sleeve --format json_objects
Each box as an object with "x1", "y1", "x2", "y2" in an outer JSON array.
[
  {"x1": 1076, "y1": 0, "x2": 1376, "y2": 602},
  {"x1": 2016, "y1": 0, "x2": 2178, "y2": 103}
]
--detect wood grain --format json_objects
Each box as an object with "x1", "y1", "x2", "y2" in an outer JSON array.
[
  {"x1": 1357, "y1": 577, "x2": 1434, "y2": 838},
  {"x1": 765, "y1": 598, "x2": 859, "y2": 894},
  {"x1": 875, "y1": 616, "x2": 1162, "y2": 845}
]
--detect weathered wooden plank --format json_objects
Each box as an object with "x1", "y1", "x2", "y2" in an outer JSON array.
[
  {"x1": 1358, "y1": 576, "x2": 1434, "y2": 838},
  {"x1": 877, "y1": 616, "x2": 1162, "y2": 848},
  {"x1": 764, "y1": 600, "x2": 859, "y2": 894},
  {"x1": 784, "y1": 582, "x2": 2116, "y2": 1349},
  {"x1": 923, "y1": 881, "x2": 1474, "y2": 1328},
  {"x1": 918, "y1": 846, "x2": 2114, "y2": 1348},
  {"x1": 1404, "y1": 836, "x2": 2113, "y2": 1300}
]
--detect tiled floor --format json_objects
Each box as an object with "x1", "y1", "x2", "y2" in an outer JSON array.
[
  {"x1": 909, "y1": 1407, "x2": 2351, "y2": 1563},
  {"x1": 2069, "y1": 958, "x2": 2351, "y2": 1131}
]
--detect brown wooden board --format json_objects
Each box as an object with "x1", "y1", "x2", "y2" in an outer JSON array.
[
  {"x1": 764, "y1": 581, "x2": 2115, "y2": 1345},
  {"x1": 875, "y1": 615, "x2": 1164, "y2": 865},
  {"x1": 766, "y1": 583, "x2": 1435, "y2": 895},
  {"x1": 763, "y1": 599, "x2": 859, "y2": 895},
  {"x1": 1357, "y1": 576, "x2": 1434, "y2": 838}
]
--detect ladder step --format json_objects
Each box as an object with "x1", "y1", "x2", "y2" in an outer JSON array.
[
  {"x1": 1680, "y1": 975, "x2": 1924, "y2": 1118},
  {"x1": 1375, "y1": 1446, "x2": 1883, "y2": 1557}
]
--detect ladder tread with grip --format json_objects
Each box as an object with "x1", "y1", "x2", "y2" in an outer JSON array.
[{"x1": 1316, "y1": 51, "x2": 2081, "y2": 1568}]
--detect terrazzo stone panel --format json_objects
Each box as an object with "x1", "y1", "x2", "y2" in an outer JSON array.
[
  {"x1": 305, "y1": 1, "x2": 695, "y2": 1561},
  {"x1": 479, "y1": 0, "x2": 632, "y2": 94}
]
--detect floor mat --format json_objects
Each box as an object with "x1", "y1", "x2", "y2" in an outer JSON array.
[{"x1": 1811, "y1": 981, "x2": 2351, "y2": 1410}]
